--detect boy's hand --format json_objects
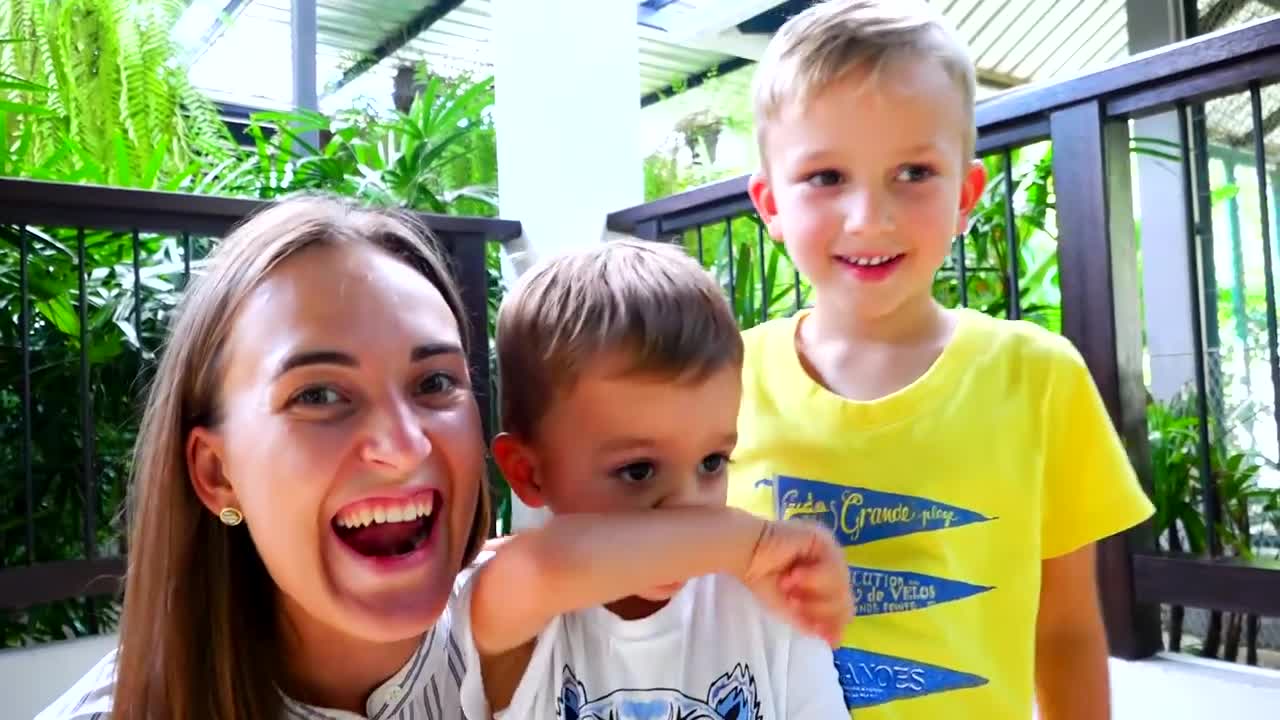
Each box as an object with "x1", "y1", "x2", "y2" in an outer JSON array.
[{"x1": 740, "y1": 519, "x2": 853, "y2": 647}]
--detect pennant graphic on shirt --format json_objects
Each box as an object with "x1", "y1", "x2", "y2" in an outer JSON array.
[
  {"x1": 849, "y1": 566, "x2": 993, "y2": 616},
  {"x1": 765, "y1": 474, "x2": 993, "y2": 546},
  {"x1": 833, "y1": 647, "x2": 988, "y2": 709}
]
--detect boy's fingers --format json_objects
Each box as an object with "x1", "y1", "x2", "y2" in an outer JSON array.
[
  {"x1": 781, "y1": 564, "x2": 853, "y2": 603},
  {"x1": 786, "y1": 583, "x2": 855, "y2": 626},
  {"x1": 786, "y1": 582, "x2": 853, "y2": 618}
]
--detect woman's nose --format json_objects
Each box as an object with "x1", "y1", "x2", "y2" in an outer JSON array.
[{"x1": 361, "y1": 397, "x2": 432, "y2": 473}]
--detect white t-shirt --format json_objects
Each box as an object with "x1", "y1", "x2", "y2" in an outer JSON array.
[
  {"x1": 34, "y1": 586, "x2": 474, "y2": 720},
  {"x1": 459, "y1": 573, "x2": 847, "y2": 720}
]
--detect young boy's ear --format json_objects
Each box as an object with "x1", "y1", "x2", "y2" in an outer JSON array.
[
  {"x1": 748, "y1": 172, "x2": 781, "y2": 239},
  {"x1": 491, "y1": 432, "x2": 548, "y2": 509},
  {"x1": 955, "y1": 159, "x2": 987, "y2": 235}
]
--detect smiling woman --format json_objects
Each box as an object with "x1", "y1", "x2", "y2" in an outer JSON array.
[{"x1": 35, "y1": 197, "x2": 491, "y2": 720}]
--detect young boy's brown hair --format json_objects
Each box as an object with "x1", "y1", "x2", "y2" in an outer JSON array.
[{"x1": 496, "y1": 238, "x2": 742, "y2": 440}]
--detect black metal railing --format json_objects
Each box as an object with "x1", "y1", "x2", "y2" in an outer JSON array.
[
  {"x1": 609, "y1": 15, "x2": 1280, "y2": 662},
  {"x1": 0, "y1": 179, "x2": 519, "y2": 643}
]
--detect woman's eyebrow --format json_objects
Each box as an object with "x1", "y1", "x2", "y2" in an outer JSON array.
[
  {"x1": 275, "y1": 350, "x2": 356, "y2": 378},
  {"x1": 411, "y1": 342, "x2": 464, "y2": 361},
  {"x1": 274, "y1": 342, "x2": 464, "y2": 379}
]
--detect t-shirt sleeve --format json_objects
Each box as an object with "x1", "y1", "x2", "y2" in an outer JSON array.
[
  {"x1": 454, "y1": 554, "x2": 493, "y2": 720},
  {"x1": 455, "y1": 549, "x2": 562, "y2": 720},
  {"x1": 33, "y1": 649, "x2": 117, "y2": 719},
  {"x1": 493, "y1": 614, "x2": 563, "y2": 720},
  {"x1": 785, "y1": 633, "x2": 848, "y2": 718},
  {"x1": 1040, "y1": 340, "x2": 1155, "y2": 559}
]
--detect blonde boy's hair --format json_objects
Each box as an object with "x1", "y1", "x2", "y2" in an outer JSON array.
[
  {"x1": 496, "y1": 239, "x2": 742, "y2": 439},
  {"x1": 752, "y1": 0, "x2": 977, "y2": 160}
]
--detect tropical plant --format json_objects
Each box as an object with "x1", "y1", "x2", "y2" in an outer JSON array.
[
  {"x1": 0, "y1": 0, "x2": 234, "y2": 646},
  {"x1": 1146, "y1": 389, "x2": 1279, "y2": 664},
  {"x1": 941, "y1": 143, "x2": 1059, "y2": 329},
  {"x1": 0, "y1": 0, "x2": 233, "y2": 188},
  {"x1": 198, "y1": 68, "x2": 497, "y2": 214}
]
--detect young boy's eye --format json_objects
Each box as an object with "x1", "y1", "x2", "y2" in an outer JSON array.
[
  {"x1": 289, "y1": 386, "x2": 345, "y2": 407},
  {"x1": 699, "y1": 453, "x2": 729, "y2": 476},
  {"x1": 805, "y1": 170, "x2": 844, "y2": 187},
  {"x1": 895, "y1": 164, "x2": 936, "y2": 183},
  {"x1": 418, "y1": 372, "x2": 459, "y2": 395},
  {"x1": 615, "y1": 462, "x2": 656, "y2": 485}
]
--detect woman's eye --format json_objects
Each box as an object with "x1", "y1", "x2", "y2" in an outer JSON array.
[
  {"x1": 699, "y1": 454, "x2": 729, "y2": 476},
  {"x1": 291, "y1": 386, "x2": 344, "y2": 407},
  {"x1": 615, "y1": 462, "x2": 655, "y2": 485},
  {"x1": 896, "y1": 165, "x2": 935, "y2": 183},
  {"x1": 805, "y1": 170, "x2": 843, "y2": 187},
  {"x1": 419, "y1": 372, "x2": 459, "y2": 395}
]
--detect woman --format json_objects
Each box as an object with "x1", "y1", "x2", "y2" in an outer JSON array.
[{"x1": 38, "y1": 197, "x2": 490, "y2": 719}]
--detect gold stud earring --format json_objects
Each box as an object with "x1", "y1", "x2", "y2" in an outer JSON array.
[{"x1": 219, "y1": 507, "x2": 243, "y2": 526}]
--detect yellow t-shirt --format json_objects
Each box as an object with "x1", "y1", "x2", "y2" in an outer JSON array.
[{"x1": 728, "y1": 308, "x2": 1154, "y2": 718}]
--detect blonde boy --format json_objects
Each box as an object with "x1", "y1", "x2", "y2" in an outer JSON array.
[{"x1": 730, "y1": 1, "x2": 1154, "y2": 718}]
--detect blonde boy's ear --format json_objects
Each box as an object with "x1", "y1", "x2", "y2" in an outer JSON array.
[
  {"x1": 955, "y1": 159, "x2": 987, "y2": 235},
  {"x1": 748, "y1": 172, "x2": 782, "y2": 240},
  {"x1": 491, "y1": 433, "x2": 548, "y2": 509}
]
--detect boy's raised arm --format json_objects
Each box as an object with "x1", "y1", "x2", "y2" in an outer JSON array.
[{"x1": 469, "y1": 506, "x2": 851, "y2": 658}]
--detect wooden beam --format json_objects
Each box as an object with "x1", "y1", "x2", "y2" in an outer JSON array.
[{"x1": 1051, "y1": 101, "x2": 1163, "y2": 660}]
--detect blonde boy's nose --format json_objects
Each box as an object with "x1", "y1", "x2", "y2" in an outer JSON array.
[{"x1": 842, "y1": 188, "x2": 892, "y2": 235}]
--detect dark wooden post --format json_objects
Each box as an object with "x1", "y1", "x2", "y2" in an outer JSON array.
[
  {"x1": 1050, "y1": 100, "x2": 1163, "y2": 660},
  {"x1": 446, "y1": 232, "x2": 495, "y2": 443}
]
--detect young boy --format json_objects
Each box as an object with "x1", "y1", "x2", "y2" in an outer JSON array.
[
  {"x1": 730, "y1": 1, "x2": 1155, "y2": 718},
  {"x1": 458, "y1": 240, "x2": 854, "y2": 719}
]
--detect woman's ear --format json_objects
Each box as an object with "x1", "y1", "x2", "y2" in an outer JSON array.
[
  {"x1": 491, "y1": 432, "x2": 548, "y2": 509},
  {"x1": 187, "y1": 427, "x2": 239, "y2": 520}
]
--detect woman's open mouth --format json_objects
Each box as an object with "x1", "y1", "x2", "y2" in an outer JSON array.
[{"x1": 332, "y1": 489, "x2": 439, "y2": 559}]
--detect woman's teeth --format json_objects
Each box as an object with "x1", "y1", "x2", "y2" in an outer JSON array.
[{"x1": 334, "y1": 495, "x2": 435, "y2": 529}]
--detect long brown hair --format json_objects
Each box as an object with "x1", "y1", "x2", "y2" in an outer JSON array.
[{"x1": 111, "y1": 196, "x2": 491, "y2": 720}]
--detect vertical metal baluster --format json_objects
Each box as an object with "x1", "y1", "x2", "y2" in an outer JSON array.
[
  {"x1": 725, "y1": 218, "x2": 736, "y2": 301},
  {"x1": 1004, "y1": 148, "x2": 1021, "y2": 320},
  {"x1": 132, "y1": 229, "x2": 143, "y2": 356},
  {"x1": 955, "y1": 234, "x2": 970, "y2": 308},
  {"x1": 125, "y1": 228, "x2": 144, "y2": 557},
  {"x1": 757, "y1": 222, "x2": 768, "y2": 323},
  {"x1": 1178, "y1": 103, "x2": 1220, "y2": 557},
  {"x1": 20, "y1": 226, "x2": 35, "y2": 565},
  {"x1": 695, "y1": 224, "x2": 705, "y2": 267},
  {"x1": 77, "y1": 227, "x2": 99, "y2": 633},
  {"x1": 182, "y1": 231, "x2": 192, "y2": 287},
  {"x1": 1249, "y1": 83, "x2": 1280, "y2": 465}
]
